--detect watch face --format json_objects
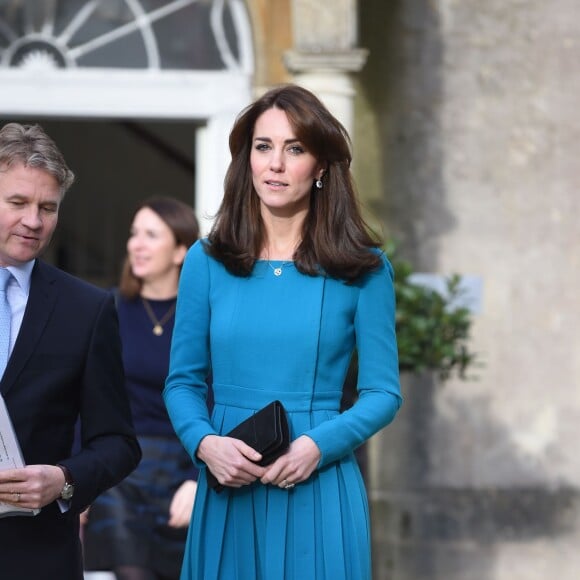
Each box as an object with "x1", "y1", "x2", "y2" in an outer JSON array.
[{"x1": 61, "y1": 482, "x2": 74, "y2": 501}]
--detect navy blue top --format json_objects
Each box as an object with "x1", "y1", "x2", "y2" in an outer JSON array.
[{"x1": 117, "y1": 295, "x2": 181, "y2": 438}]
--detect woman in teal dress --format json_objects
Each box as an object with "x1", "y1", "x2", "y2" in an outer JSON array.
[{"x1": 163, "y1": 84, "x2": 402, "y2": 580}]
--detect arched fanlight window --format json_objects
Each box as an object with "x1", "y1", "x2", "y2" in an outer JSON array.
[
  {"x1": 0, "y1": 0, "x2": 255, "y2": 242},
  {"x1": 0, "y1": 0, "x2": 253, "y2": 73}
]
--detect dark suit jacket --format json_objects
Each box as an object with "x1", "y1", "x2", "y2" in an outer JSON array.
[{"x1": 0, "y1": 260, "x2": 141, "y2": 580}]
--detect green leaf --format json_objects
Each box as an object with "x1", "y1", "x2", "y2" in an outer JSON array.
[{"x1": 385, "y1": 240, "x2": 478, "y2": 381}]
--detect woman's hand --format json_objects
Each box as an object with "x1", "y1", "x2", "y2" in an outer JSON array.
[
  {"x1": 260, "y1": 435, "x2": 321, "y2": 489},
  {"x1": 168, "y1": 479, "x2": 197, "y2": 528},
  {"x1": 80, "y1": 506, "x2": 90, "y2": 526},
  {"x1": 197, "y1": 435, "x2": 266, "y2": 489}
]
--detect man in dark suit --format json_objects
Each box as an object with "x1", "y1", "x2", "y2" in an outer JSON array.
[{"x1": 0, "y1": 122, "x2": 141, "y2": 579}]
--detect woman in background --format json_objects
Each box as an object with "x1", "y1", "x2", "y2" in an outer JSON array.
[
  {"x1": 84, "y1": 197, "x2": 201, "y2": 580},
  {"x1": 164, "y1": 85, "x2": 402, "y2": 579}
]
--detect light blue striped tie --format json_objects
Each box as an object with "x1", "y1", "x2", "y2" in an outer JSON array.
[{"x1": 0, "y1": 267, "x2": 12, "y2": 378}]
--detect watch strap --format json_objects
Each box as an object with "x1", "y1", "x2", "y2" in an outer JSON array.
[
  {"x1": 56, "y1": 464, "x2": 75, "y2": 501},
  {"x1": 56, "y1": 464, "x2": 74, "y2": 485}
]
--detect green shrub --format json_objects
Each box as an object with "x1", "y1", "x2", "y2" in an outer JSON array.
[{"x1": 385, "y1": 241, "x2": 477, "y2": 380}]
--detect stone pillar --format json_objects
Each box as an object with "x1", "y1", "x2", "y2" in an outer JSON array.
[{"x1": 284, "y1": 0, "x2": 367, "y2": 137}]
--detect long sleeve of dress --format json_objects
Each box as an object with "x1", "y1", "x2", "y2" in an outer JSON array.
[
  {"x1": 303, "y1": 255, "x2": 402, "y2": 468},
  {"x1": 164, "y1": 242, "x2": 216, "y2": 467}
]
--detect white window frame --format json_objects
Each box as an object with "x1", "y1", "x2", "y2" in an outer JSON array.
[{"x1": 0, "y1": 0, "x2": 255, "y2": 233}]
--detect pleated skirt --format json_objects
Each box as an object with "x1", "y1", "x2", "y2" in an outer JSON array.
[{"x1": 180, "y1": 403, "x2": 372, "y2": 580}]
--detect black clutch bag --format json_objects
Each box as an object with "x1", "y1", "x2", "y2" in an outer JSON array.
[{"x1": 206, "y1": 400, "x2": 290, "y2": 493}]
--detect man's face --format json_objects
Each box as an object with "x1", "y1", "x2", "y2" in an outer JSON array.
[{"x1": 0, "y1": 163, "x2": 61, "y2": 267}]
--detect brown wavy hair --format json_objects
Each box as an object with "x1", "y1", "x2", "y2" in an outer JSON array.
[
  {"x1": 205, "y1": 84, "x2": 382, "y2": 282},
  {"x1": 119, "y1": 196, "x2": 199, "y2": 298}
]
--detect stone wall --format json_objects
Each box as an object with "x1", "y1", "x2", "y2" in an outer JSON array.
[{"x1": 358, "y1": 1, "x2": 580, "y2": 578}]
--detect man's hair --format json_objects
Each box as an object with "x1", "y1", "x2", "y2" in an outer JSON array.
[{"x1": 0, "y1": 123, "x2": 75, "y2": 196}]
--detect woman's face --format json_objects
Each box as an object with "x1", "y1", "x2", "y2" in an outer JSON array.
[
  {"x1": 127, "y1": 207, "x2": 185, "y2": 283},
  {"x1": 250, "y1": 107, "x2": 323, "y2": 216}
]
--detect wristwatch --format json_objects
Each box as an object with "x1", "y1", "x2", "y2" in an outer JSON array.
[{"x1": 56, "y1": 464, "x2": 75, "y2": 501}]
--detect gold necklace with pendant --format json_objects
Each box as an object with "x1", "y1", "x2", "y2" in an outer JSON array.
[
  {"x1": 265, "y1": 248, "x2": 295, "y2": 277},
  {"x1": 141, "y1": 298, "x2": 176, "y2": 336},
  {"x1": 267, "y1": 260, "x2": 292, "y2": 277}
]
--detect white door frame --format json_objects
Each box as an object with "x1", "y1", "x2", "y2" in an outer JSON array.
[
  {"x1": 0, "y1": 0, "x2": 256, "y2": 233},
  {"x1": 0, "y1": 68, "x2": 250, "y2": 234}
]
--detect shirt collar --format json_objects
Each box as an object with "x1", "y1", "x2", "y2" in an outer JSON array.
[{"x1": 5, "y1": 259, "x2": 34, "y2": 296}]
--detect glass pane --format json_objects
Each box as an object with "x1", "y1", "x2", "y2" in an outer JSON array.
[{"x1": 0, "y1": 0, "x2": 243, "y2": 70}]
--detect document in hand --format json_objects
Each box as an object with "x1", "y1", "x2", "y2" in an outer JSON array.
[{"x1": 0, "y1": 395, "x2": 40, "y2": 517}]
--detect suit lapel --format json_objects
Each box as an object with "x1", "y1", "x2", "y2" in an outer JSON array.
[{"x1": 0, "y1": 261, "x2": 58, "y2": 396}]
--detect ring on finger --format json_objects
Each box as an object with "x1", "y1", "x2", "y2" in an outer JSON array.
[{"x1": 13, "y1": 492, "x2": 21, "y2": 502}]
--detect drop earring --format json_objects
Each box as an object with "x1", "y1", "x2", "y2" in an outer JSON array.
[{"x1": 315, "y1": 179, "x2": 323, "y2": 189}]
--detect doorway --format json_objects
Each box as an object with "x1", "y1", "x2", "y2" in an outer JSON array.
[{"x1": 1, "y1": 117, "x2": 199, "y2": 289}]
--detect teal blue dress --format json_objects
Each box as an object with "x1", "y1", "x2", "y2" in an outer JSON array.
[{"x1": 164, "y1": 240, "x2": 402, "y2": 580}]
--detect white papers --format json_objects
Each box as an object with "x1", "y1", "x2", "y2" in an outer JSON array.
[{"x1": 0, "y1": 395, "x2": 40, "y2": 517}]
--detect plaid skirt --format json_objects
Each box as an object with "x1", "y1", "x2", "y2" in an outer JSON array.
[{"x1": 83, "y1": 435, "x2": 194, "y2": 578}]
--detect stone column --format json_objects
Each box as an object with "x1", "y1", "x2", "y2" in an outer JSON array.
[{"x1": 284, "y1": 0, "x2": 367, "y2": 137}]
